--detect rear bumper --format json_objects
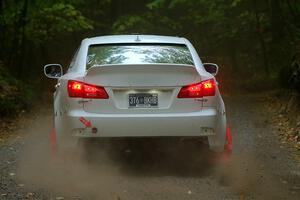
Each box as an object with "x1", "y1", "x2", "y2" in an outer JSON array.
[{"x1": 63, "y1": 108, "x2": 218, "y2": 137}]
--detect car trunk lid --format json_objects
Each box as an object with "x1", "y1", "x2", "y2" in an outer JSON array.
[{"x1": 82, "y1": 64, "x2": 203, "y2": 114}]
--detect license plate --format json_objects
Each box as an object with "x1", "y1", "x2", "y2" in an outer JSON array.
[{"x1": 129, "y1": 93, "x2": 158, "y2": 107}]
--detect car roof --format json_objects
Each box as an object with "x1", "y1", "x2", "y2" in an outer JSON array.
[{"x1": 84, "y1": 35, "x2": 187, "y2": 45}]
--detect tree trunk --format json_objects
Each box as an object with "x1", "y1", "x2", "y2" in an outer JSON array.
[
  {"x1": 17, "y1": 0, "x2": 29, "y2": 77},
  {"x1": 253, "y1": 0, "x2": 269, "y2": 75},
  {"x1": 286, "y1": 0, "x2": 300, "y2": 28},
  {"x1": 0, "y1": 0, "x2": 6, "y2": 60},
  {"x1": 270, "y1": 0, "x2": 283, "y2": 40}
]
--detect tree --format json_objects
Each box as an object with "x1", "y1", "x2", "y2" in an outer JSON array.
[{"x1": 0, "y1": 0, "x2": 93, "y2": 76}]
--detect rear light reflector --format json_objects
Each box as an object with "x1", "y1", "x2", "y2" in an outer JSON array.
[
  {"x1": 68, "y1": 80, "x2": 109, "y2": 99},
  {"x1": 177, "y1": 78, "x2": 215, "y2": 98}
]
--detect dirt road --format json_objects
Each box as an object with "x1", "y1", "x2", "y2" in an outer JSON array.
[{"x1": 0, "y1": 94, "x2": 300, "y2": 200}]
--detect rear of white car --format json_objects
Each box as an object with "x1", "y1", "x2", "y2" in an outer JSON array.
[{"x1": 46, "y1": 35, "x2": 227, "y2": 152}]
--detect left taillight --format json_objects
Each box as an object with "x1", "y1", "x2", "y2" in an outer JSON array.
[
  {"x1": 67, "y1": 80, "x2": 109, "y2": 99},
  {"x1": 177, "y1": 78, "x2": 216, "y2": 98}
]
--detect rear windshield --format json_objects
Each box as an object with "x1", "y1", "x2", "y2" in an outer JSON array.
[{"x1": 86, "y1": 44, "x2": 194, "y2": 69}]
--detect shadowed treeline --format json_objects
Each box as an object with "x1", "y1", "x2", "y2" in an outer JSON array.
[{"x1": 0, "y1": 0, "x2": 300, "y2": 116}]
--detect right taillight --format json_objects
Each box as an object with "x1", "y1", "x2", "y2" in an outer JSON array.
[
  {"x1": 177, "y1": 78, "x2": 215, "y2": 98},
  {"x1": 67, "y1": 80, "x2": 109, "y2": 99}
]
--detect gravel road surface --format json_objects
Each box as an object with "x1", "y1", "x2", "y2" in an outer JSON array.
[{"x1": 1, "y1": 94, "x2": 300, "y2": 200}]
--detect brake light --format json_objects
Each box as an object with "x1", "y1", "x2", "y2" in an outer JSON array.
[
  {"x1": 67, "y1": 80, "x2": 109, "y2": 99},
  {"x1": 177, "y1": 79, "x2": 215, "y2": 98}
]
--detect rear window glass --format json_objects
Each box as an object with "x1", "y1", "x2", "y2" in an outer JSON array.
[{"x1": 86, "y1": 44, "x2": 194, "y2": 69}]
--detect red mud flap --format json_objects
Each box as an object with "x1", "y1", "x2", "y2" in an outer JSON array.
[
  {"x1": 49, "y1": 128, "x2": 57, "y2": 158},
  {"x1": 213, "y1": 125, "x2": 233, "y2": 163},
  {"x1": 224, "y1": 125, "x2": 233, "y2": 154}
]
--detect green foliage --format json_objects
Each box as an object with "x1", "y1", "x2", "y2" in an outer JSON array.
[
  {"x1": 26, "y1": 3, "x2": 93, "y2": 42},
  {"x1": 147, "y1": 0, "x2": 166, "y2": 10},
  {"x1": 0, "y1": 62, "x2": 37, "y2": 117},
  {"x1": 1, "y1": 1, "x2": 93, "y2": 43},
  {"x1": 0, "y1": 0, "x2": 300, "y2": 112},
  {"x1": 0, "y1": 0, "x2": 96, "y2": 118},
  {"x1": 112, "y1": 15, "x2": 153, "y2": 34},
  {"x1": 112, "y1": 13, "x2": 180, "y2": 34},
  {"x1": 113, "y1": 0, "x2": 299, "y2": 89}
]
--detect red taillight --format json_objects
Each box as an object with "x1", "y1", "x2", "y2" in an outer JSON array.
[
  {"x1": 67, "y1": 80, "x2": 109, "y2": 99},
  {"x1": 177, "y1": 79, "x2": 215, "y2": 98}
]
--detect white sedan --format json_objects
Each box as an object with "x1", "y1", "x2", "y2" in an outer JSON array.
[{"x1": 44, "y1": 35, "x2": 230, "y2": 152}]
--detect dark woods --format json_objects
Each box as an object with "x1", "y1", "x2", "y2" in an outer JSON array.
[{"x1": 0, "y1": 0, "x2": 299, "y2": 116}]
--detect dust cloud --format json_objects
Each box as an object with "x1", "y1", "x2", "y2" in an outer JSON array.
[
  {"x1": 16, "y1": 115, "x2": 124, "y2": 199},
  {"x1": 15, "y1": 113, "x2": 290, "y2": 199}
]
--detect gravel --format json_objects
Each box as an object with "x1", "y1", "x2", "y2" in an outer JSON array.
[{"x1": 0, "y1": 94, "x2": 300, "y2": 200}]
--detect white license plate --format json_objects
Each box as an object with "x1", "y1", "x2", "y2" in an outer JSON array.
[{"x1": 129, "y1": 93, "x2": 158, "y2": 107}]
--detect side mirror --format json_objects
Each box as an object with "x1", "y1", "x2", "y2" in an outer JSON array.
[
  {"x1": 203, "y1": 63, "x2": 218, "y2": 76},
  {"x1": 44, "y1": 64, "x2": 63, "y2": 79}
]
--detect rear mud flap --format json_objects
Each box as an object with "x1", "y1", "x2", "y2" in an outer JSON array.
[
  {"x1": 49, "y1": 128, "x2": 57, "y2": 158},
  {"x1": 224, "y1": 126, "x2": 232, "y2": 153},
  {"x1": 208, "y1": 110, "x2": 227, "y2": 152}
]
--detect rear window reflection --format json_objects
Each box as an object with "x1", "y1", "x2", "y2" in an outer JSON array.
[{"x1": 87, "y1": 44, "x2": 194, "y2": 69}]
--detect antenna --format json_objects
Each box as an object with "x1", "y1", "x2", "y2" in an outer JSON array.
[{"x1": 134, "y1": 35, "x2": 141, "y2": 42}]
